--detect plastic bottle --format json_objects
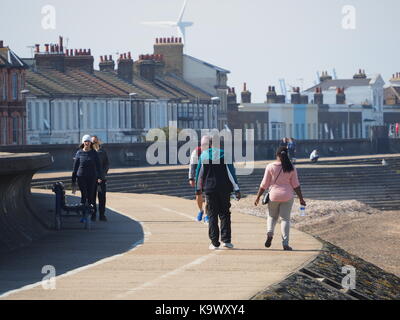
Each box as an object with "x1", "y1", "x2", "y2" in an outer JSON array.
[{"x1": 300, "y1": 206, "x2": 306, "y2": 217}]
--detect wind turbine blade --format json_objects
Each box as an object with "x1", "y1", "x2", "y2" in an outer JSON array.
[
  {"x1": 141, "y1": 21, "x2": 177, "y2": 27},
  {"x1": 178, "y1": 0, "x2": 188, "y2": 23}
]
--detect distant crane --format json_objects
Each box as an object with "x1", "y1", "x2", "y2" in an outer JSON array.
[
  {"x1": 332, "y1": 68, "x2": 338, "y2": 80},
  {"x1": 141, "y1": 0, "x2": 193, "y2": 45},
  {"x1": 279, "y1": 79, "x2": 289, "y2": 103}
]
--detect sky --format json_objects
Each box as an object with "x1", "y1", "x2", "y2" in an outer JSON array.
[{"x1": 1, "y1": 0, "x2": 399, "y2": 102}]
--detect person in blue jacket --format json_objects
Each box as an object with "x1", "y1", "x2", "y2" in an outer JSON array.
[
  {"x1": 72, "y1": 134, "x2": 103, "y2": 221},
  {"x1": 195, "y1": 135, "x2": 241, "y2": 250}
]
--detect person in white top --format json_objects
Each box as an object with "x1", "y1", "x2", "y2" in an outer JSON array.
[{"x1": 310, "y1": 149, "x2": 319, "y2": 163}]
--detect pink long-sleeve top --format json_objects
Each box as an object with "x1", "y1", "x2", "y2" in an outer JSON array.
[{"x1": 260, "y1": 162, "x2": 300, "y2": 202}]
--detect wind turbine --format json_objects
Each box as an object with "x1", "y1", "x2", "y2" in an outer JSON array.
[{"x1": 141, "y1": 0, "x2": 193, "y2": 44}]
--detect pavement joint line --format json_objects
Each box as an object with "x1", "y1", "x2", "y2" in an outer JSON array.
[{"x1": 115, "y1": 252, "x2": 220, "y2": 299}]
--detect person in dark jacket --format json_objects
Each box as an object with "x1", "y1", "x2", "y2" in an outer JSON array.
[
  {"x1": 72, "y1": 135, "x2": 103, "y2": 222},
  {"x1": 92, "y1": 135, "x2": 110, "y2": 221},
  {"x1": 195, "y1": 135, "x2": 241, "y2": 250}
]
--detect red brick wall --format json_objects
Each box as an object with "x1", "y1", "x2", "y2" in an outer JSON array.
[{"x1": 0, "y1": 67, "x2": 26, "y2": 145}]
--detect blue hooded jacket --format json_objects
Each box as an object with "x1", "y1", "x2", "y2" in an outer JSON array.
[{"x1": 195, "y1": 148, "x2": 240, "y2": 194}]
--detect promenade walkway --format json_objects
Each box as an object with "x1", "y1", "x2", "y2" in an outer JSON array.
[{"x1": 0, "y1": 190, "x2": 321, "y2": 300}]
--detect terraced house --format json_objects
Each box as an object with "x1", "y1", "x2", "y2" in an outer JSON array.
[
  {"x1": 23, "y1": 36, "x2": 229, "y2": 144},
  {"x1": 0, "y1": 41, "x2": 28, "y2": 145}
]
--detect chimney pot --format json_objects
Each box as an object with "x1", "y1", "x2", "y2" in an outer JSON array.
[
  {"x1": 109, "y1": 55, "x2": 112, "y2": 61},
  {"x1": 243, "y1": 82, "x2": 247, "y2": 91},
  {"x1": 128, "y1": 52, "x2": 131, "y2": 59},
  {"x1": 156, "y1": 38, "x2": 159, "y2": 44},
  {"x1": 35, "y1": 44, "x2": 40, "y2": 53},
  {"x1": 0, "y1": 40, "x2": 3, "y2": 48},
  {"x1": 100, "y1": 56, "x2": 104, "y2": 62}
]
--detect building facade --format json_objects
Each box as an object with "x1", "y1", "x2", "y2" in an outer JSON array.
[
  {"x1": 24, "y1": 37, "x2": 220, "y2": 144},
  {"x1": 0, "y1": 41, "x2": 28, "y2": 145}
]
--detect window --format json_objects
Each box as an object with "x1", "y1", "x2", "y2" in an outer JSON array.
[
  {"x1": 12, "y1": 117, "x2": 19, "y2": 144},
  {"x1": 307, "y1": 124, "x2": 311, "y2": 140},
  {"x1": 27, "y1": 102, "x2": 32, "y2": 130},
  {"x1": 1, "y1": 117, "x2": 6, "y2": 144},
  {"x1": 65, "y1": 102, "x2": 70, "y2": 130},
  {"x1": 272, "y1": 123, "x2": 284, "y2": 141},
  {"x1": 93, "y1": 102, "x2": 98, "y2": 129},
  {"x1": 119, "y1": 102, "x2": 125, "y2": 129},
  {"x1": 35, "y1": 102, "x2": 40, "y2": 130},
  {"x1": 313, "y1": 123, "x2": 317, "y2": 139},
  {"x1": 12, "y1": 73, "x2": 18, "y2": 100},
  {"x1": 43, "y1": 102, "x2": 49, "y2": 130}
]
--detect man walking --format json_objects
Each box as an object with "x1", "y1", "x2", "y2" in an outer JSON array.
[
  {"x1": 92, "y1": 136, "x2": 110, "y2": 221},
  {"x1": 195, "y1": 135, "x2": 241, "y2": 250}
]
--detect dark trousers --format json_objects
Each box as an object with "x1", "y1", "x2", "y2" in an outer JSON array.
[
  {"x1": 78, "y1": 176, "x2": 97, "y2": 207},
  {"x1": 94, "y1": 180, "x2": 107, "y2": 216},
  {"x1": 206, "y1": 191, "x2": 232, "y2": 246}
]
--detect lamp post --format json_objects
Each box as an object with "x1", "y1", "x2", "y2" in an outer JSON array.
[
  {"x1": 211, "y1": 96, "x2": 220, "y2": 129},
  {"x1": 20, "y1": 90, "x2": 30, "y2": 144},
  {"x1": 347, "y1": 104, "x2": 354, "y2": 139},
  {"x1": 129, "y1": 93, "x2": 138, "y2": 143}
]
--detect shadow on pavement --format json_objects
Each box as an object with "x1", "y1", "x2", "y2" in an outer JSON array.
[{"x1": 0, "y1": 192, "x2": 144, "y2": 296}]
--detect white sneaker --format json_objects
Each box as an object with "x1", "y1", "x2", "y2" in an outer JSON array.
[
  {"x1": 209, "y1": 243, "x2": 219, "y2": 250},
  {"x1": 222, "y1": 243, "x2": 234, "y2": 249}
]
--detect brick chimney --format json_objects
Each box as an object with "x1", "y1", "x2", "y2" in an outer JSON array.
[
  {"x1": 153, "y1": 37, "x2": 183, "y2": 76},
  {"x1": 117, "y1": 52, "x2": 134, "y2": 83},
  {"x1": 35, "y1": 40, "x2": 65, "y2": 72},
  {"x1": 227, "y1": 87, "x2": 238, "y2": 112},
  {"x1": 314, "y1": 87, "x2": 324, "y2": 105},
  {"x1": 64, "y1": 46, "x2": 94, "y2": 73},
  {"x1": 99, "y1": 55, "x2": 115, "y2": 72},
  {"x1": 266, "y1": 86, "x2": 277, "y2": 103},
  {"x1": 300, "y1": 94, "x2": 309, "y2": 104},
  {"x1": 0, "y1": 41, "x2": 3, "y2": 48},
  {"x1": 336, "y1": 87, "x2": 346, "y2": 104},
  {"x1": 291, "y1": 87, "x2": 301, "y2": 104},
  {"x1": 241, "y1": 83, "x2": 251, "y2": 103},
  {"x1": 320, "y1": 71, "x2": 332, "y2": 82},
  {"x1": 135, "y1": 54, "x2": 165, "y2": 81}
]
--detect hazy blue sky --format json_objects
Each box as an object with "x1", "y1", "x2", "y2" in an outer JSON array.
[{"x1": 1, "y1": 0, "x2": 399, "y2": 101}]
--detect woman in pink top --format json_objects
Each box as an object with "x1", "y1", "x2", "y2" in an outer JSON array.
[{"x1": 255, "y1": 147, "x2": 306, "y2": 251}]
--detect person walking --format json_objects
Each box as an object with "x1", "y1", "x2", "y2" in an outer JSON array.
[
  {"x1": 188, "y1": 138, "x2": 209, "y2": 223},
  {"x1": 92, "y1": 135, "x2": 110, "y2": 222},
  {"x1": 195, "y1": 135, "x2": 241, "y2": 250},
  {"x1": 287, "y1": 138, "x2": 297, "y2": 163},
  {"x1": 72, "y1": 135, "x2": 103, "y2": 222},
  {"x1": 254, "y1": 146, "x2": 306, "y2": 251},
  {"x1": 280, "y1": 137, "x2": 288, "y2": 148}
]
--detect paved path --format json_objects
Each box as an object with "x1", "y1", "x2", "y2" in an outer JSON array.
[{"x1": 0, "y1": 190, "x2": 321, "y2": 300}]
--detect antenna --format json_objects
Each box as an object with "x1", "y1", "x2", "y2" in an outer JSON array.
[{"x1": 26, "y1": 45, "x2": 35, "y2": 58}]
